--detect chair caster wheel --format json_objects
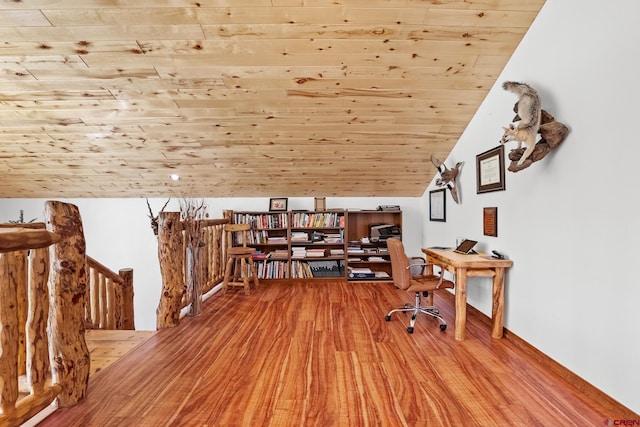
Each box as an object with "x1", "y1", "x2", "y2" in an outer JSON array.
[
  {"x1": 440, "y1": 324, "x2": 447, "y2": 331},
  {"x1": 406, "y1": 327, "x2": 414, "y2": 334},
  {"x1": 385, "y1": 315, "x2": 391, "y2": 322}
]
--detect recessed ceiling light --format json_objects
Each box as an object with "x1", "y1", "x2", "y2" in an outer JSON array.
[{"x1": 169, "y1": 174, "x2": 180, "y2": 181}]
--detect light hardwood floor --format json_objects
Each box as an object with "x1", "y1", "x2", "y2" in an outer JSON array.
[{"x1": 41, "y1": 280, "x2": 636, "y2": 426}]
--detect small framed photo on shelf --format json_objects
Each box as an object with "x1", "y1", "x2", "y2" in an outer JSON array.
[
  {"x1": 314, "y1": 197, "x2": 326, "y2": 211},
  {"x1": 269, "y1": 198, "x2": 288, "y2": 212},
  {"x1": 476, "y1": 145, "x2": 506, "y2": 194},
  {"x1": 429, "y1": 188, "x2": 446, "y2": 222}
]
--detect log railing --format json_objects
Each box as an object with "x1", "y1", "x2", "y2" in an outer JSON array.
[
  {"x1": 156, "y1": 214, "x2": 229, "y2": 329},
  {"x1": 1, "y1": 201, "x2": 136, "y2": 426},
  {"x1": 85, "y1": 257, "x2": 134, "y2": 330},
  {"x1": 0, "y1": 225, "x2": 62, "y2": 426}
]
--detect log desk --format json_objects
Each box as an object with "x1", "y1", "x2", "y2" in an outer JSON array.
[{"x1": 421, "y1": 248, "x2": 513, "y2": 341}]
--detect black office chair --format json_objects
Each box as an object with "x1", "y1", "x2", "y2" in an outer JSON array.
[{"x1": 385, "y1": 238, "x2": 454, "y2": 333}]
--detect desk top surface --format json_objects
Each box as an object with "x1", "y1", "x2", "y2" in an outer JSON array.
[{"x1": 422, "y1": 247, "x2": 513, "y2": 268}]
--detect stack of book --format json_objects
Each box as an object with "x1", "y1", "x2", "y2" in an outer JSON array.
[
  {"x1": 305, "y1": 248, "x2": 326, "y2": 258},
  {"x1": 291, "y1": 247, "x2": 306, "y2": 259},
  {"x1": 291, "y1": 231, "x2": 309, "y2": 242},
  {"x1": 270, "y1": 249, "x2": 289, "y2": 260}
]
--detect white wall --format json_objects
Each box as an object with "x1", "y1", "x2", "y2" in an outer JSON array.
[
  {"x1": 423, "y1": 0, "x2": 640, "y2": 413},
  {"x1": 0, "y1": 196, "x2": 420, "y2": 331}
]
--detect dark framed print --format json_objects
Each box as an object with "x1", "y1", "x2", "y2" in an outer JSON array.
[
  {"x1": 269, "y1": 198, "x2": 288, "y2": 212},
  {"x1": 476, "y1": 145, "x2": 506, "y2": 193},
  {"x1": 429, "y1": 188, "x2": 446, "y2": 222},
  {"x1": 483, "y1": 207, "x2": 498, "y2": 237}
]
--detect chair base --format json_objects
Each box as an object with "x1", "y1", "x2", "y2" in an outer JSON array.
[
  {"x1": 222, "y1": 255, "x2": 259, "y2": 295},
  {"x1": 385, "y1": 291, "x2": 447, "y2": 334}
]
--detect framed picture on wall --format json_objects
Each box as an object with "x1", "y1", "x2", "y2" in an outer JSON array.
[
  {"x1": 269, "y1": 198, "x2": 288, "y2": 212},
  {"x1": 429, "y1": 188, "x2": 446, "y2": 222},
  {"x1": 476, "y1": 145, "x2": 506, "y2": 193}
]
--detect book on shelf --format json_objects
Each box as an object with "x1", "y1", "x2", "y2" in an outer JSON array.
[
  {"x1": 348, "y1": 267, "x2": 375, "y2": 278},
  {"x1": 367, "y1": 256, "x2": 386, "y2": 262},
  {"x1": 252, "y1": 251, "x2": 269, "y2": 260}
]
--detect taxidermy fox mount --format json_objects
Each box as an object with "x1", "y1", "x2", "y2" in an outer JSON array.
[
  {"x1": 500, "y1": 81, "x2": 542, "y2": 166},
  {"x1": 500, "y1": 81, "x2": 570, "y2": 172}
]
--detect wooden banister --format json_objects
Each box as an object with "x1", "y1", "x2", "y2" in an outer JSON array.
[
  {"x1": 1, "y1": 204, "x2": 136, "y2": 426},
  {"x1": 0, "y1": 225, "x2": 62, "y2": 426},
  {"x1": 86, "y1": 257, "x2": 134, "y2": 330}
]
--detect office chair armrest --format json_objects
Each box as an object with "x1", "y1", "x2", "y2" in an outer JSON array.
[{"x1": 407, "y1": 261, "x2": 448, "y2": 288}]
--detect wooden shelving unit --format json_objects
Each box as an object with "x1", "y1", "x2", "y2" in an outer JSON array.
[
  {"x1": 233, "y1": 210, "x2": 346, "y2": 280},
  {"x1": 231, "y1": 209, "x2": 402, "y2": 281},
  {"x1": 345, "y1": 210, "x2": 403, "y2": 282}
]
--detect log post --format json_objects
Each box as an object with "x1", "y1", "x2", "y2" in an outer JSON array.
[
  {"x1": 0, "y1": 252, "x2": 19, "y2": 418},
  {"x1": 26, "y1": 247, "x2": 51, "y2": 395},
  {"x1": 156, "y1": 212, "x2": 185, "y2": 329},
  {"x1": 44, "y1": 201, "x2": 90, "y2": 407},
  {"x1": 15, "y1": 250, "x2": 28, "y2": 376},
  {"x1": 119, "y1": 268, "x2": 135, "y2": 330}
]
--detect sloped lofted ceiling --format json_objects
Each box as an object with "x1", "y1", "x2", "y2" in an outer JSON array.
[{"x1": 0, "y1": 0, "x2": 545, "y2": 198}]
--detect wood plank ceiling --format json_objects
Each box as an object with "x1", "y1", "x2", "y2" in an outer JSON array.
[{"x1": 0, "y1": 0, "x2": 545, "y2": 198}]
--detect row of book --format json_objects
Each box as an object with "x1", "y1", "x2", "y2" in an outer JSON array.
[
  {"x1": 253, "y1": 260, "x2": 288, "y2": 279},
  {"x1": 291, "y1": 260, "x2": 344, "y2": 278},
  {"x1": 291, "y1": 212, "x2": 344, "y2": 229},
  {"x1": 234, "y1": 212, "x2": 288, "y2": 229}
]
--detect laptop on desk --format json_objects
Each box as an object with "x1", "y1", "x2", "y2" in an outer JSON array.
[{"x1": 453, "y1": 239, "x2": 478, "y2": 254}]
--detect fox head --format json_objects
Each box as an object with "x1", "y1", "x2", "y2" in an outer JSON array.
[{"x1": 500, "y1": 124, "x2": 516, "y2": 144}]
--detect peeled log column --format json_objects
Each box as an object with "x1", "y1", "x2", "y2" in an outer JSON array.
[
  {"x1": 0, "y1": 252, "x2": 19, "y2": 418},
  {"x1": 156, "y1": 212, "x2": 184, "y2": 329},
  {"x1": 26, "y1": 247, "x2": 51, "y2": 395},
  {"x1": 45, "y1": 201, "x2": 90, "y2": 407},
  {"x1": 119, "y1": 268, "x2": 134, "y2": 330}
]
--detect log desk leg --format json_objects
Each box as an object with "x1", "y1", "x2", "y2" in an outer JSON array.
[{"x1": 422, "y1": 248, "x2": 513, "y2": 341}]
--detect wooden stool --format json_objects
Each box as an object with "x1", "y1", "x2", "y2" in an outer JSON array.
[{"x1": 222, "y1": 223, "x2": 259, "y2": 295}]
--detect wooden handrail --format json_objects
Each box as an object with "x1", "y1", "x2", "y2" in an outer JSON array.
[
  {"x1": 1, "y1": 205, "x2": 137, "y2": 426},
  {"x1": 86, "y1": 257, "x2": 134, "y2": 330},
  {"x1": 0, "y1": 226, "x2": 62, "y2": 426},
  {"x1": 0, "y1": 224, "x2": 60, "y2": 253}
]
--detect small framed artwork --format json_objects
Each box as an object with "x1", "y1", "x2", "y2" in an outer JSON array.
[
  {"x1": 483, "y1": 207, "x2": 498, "y2": 237},
  {"x1": 314, "y1": 197, "x2": 326, "y2": 211},
  {"x1": 269, "y1": 198, "x2": 288, "y2": 212},
  {"x1": 476, "y1": 145, "x2": 506, "y2": 194},
  {"x1": 429, "y1": 188, "x2": 446, "y2": 222}
]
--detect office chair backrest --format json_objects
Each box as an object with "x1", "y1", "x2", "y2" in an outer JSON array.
[{"x1": 387, "y1": 238, "x2": 411, "y2": 291}]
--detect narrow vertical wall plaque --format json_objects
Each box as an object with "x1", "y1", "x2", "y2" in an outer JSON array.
[{"x1": 483, "y1": 207, "x2": 497, "y2": 237}]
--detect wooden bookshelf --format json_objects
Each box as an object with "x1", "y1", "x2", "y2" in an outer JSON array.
[
  {"x1": 231, "y1": 209, "x2": 402, "y2": 281},
  {"x1": 233, "y1": 210, "x2": 346, "y2": 280},
  {"x1": 345, "y1": 210, "x2": 402, "y2": 282}
]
